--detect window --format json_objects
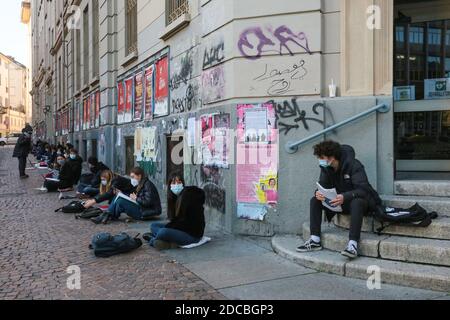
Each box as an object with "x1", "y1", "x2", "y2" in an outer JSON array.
[
  {"x1": 76, "y1": 30, "x2": 81, "y2": 91},
  {"x1": 166, "y1": 0, "x2": 189, "y2": 26},
  {"x1": 125, "y1": 0, "x2": 138, "y2": 55},
  {"x1": 83, "y1": 6, "x2": 89, "y2": 85},
  {"x1": 92, "y1": 0, "x2": 99, "y2": 78}
]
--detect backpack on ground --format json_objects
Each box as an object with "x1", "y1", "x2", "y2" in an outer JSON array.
[
  {"x1": 55, "y1": 201, "x2": 85, "y2": 214},
  {"x1": 89, "y1": 232, "x2": 143, "y2": 258},
  {"x1": 75, "y1": 207, "x2": 103, "y2": 220},
  {"x1": 373, "y1": 203, "x2": 438, "y2": 234}
]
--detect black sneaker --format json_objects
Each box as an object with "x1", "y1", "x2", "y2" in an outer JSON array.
[
  {"x1": 341, "y1": 243, "x2": 358, "y2": 259},
  {"x1": 142, "y1": 233, "x2": 152, "y2": 242},
  {"x1": 91, "y1": 212, "x2": 111, "y2": 225},
  {"x1": 296, "y1": 239, "x2": 323, "y2": 252}
]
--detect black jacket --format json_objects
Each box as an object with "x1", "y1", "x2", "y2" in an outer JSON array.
[
  {"x1": 94, "y1": 176, "x2": 134, "y2": 204},
  {"x1": 89, "y1": 162, "x2": 109, "y2": 188},
  {"x1": 12, "y1": 134, "x2": 32, "y2": 158},
  {"x1": 166, "y1": 187, "x2": 206, "y2": 239},
  {"x1": 135, "y1": 178, "x2": 162, "y2": 217},
  {"x1": 67, "y1": 156, "x2": 83, "y2": 184},
  {"x1": 318, "y1": 145, "x2": 382, "y2": 218},
  {"x1": 58, "y1": 163, "x2": 75, "y2": 189}
]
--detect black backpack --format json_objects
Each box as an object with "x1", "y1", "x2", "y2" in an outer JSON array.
[
  {"x1": 55, "y1": 201, "x2": 86, "y2": 214},
  {"x1": 373, "y1": 203, "x2": 438, "y2": 234},
  {"x1": 75, "y1": 207, "x2": 103, "y2": 220},
  {"x1": 89, "y1": 233, "x2": 143, "y2": 258}
]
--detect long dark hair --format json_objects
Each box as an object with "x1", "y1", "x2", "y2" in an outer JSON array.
[{"x1": 167, "y1": 172, "x2": 185, "y2": 220}]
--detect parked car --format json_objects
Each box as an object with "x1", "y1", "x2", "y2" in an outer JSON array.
[{"x1": 0, "y1": 133, "x2": 22, "y2": 146}]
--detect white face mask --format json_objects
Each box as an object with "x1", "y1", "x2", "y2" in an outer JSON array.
[
  {"x1": 131, "y1": 178, "x2": 139, "y2": 187},
  {"x1": 101, "y1": 180, "x2": 108, "y2": 186}
]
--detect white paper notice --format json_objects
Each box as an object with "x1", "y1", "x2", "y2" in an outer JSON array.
[
  {"x1": 187, "y1": 117, "x2": 196, "y2": 147},
  {"x1": 245, "y1": 107, "x2": 268, "y2": 143}
]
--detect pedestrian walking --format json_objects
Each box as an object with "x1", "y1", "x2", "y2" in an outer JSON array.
[{"x1": 12, "y1": 124, "x2": 33, "y2": 180}]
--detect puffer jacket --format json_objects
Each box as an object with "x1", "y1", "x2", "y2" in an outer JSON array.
[
  {"x1": 12, "y1": 134, "x2": 32, "y2": 158},
  {"x1": 135, "y1": 178, "x2": 162, "y2": 217}
]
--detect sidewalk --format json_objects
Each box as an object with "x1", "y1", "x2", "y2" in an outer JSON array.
[{"x1": 1, "y1": 146, "x2": 449, "y2": 300}]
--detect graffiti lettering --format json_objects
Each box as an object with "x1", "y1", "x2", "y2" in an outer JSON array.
[
  {"x1": 169, "y1": 52, "x2": 194, "y2": 90},
  {"x1": 238, "y1": 25, "x2": 311, "y2": 60},
  {"x1": 254, "y1": 59, "x2": 308, "y2": 95},
  {"x1": 203, "y1": 41, "x2": 225, "y2": 69},
  {"x1": 200, "y1": 165, "x2": 226, "y2": 214},
  {"x1": 269, "y1": 99, "x2": 335, "y2": 136},
  {"x1": 202, "y1": 65, "x2": 225, "y2": 104}
]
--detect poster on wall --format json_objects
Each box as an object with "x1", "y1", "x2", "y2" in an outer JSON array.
[
  {"x1": 199, "y1": 113, "x2": 231, "y2": 168},
  {"x1": 134, "y1": 127, "x2": 143, "y2": 161},
  {"x1": 74, "y1": 100, "x2": 80, "y2": 132},
  {"x1": 124, "y1": 77, "x2": 134, "y2": 123},
  {"x1": 134, "y1": 71, "x2": 144, "y2": 121},
  {"x1": 90, "y1": 93, "x2": 96, "y2": 129},
  {"x1": 154, "y1": 56, "x2": 169, "y2": 117},
  {"x1": 142, "y1": 126, "x2": 157, "y2": 161},
  {"x1": 144, "y1": 65, "x2": 154, "y2": 121},
  {"x1": 86, "y1": 96, "x2": 91, "y2": 130},
  {"x1": 237, "y1": 103, "x2": 277, "y2": 143},
  {"x1": 117, "y1": 81, "x2": 125, "y2": 124},
  {"x1": 95, "y1": 91, "x2": 100, "y2": 128},
  {"x1": 424, "y1": 78, "x2": 450, "y2": 100},
  {"x1": 187, "y1": 117, "x2": 197, "y2": 147},
  {"x1": 394, "y1": 86, "x2": 415, "y2": 101}
]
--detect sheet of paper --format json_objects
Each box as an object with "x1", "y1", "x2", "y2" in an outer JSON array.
[
  {"x1": 187, "y1": 117, "x2": 196, "y2": 147},
  {"x1": 316, "y1": 182, "x2": 343, "y2": 213},
  {"x1": 117, "y1": 192, "x2": 138, "y2": 205}
]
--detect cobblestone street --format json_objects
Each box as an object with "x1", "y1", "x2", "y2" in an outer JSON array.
[{"x1": 0, "y1": 147, "x2": 225, "y2": 300}]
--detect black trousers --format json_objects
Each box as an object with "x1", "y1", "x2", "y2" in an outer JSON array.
[
  {"x1": 310, "y1": 196, "x2": 368, "y2": 242},
  {"x1": 18, "y1": 156, "x2": 27, "y2": 177}
]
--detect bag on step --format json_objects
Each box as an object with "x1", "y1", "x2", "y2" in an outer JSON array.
[
  {"x1": 55, "y1": 201, "x2": 86, "y2": 214},
  {"x1": 89, "y1": 232, "x2": 143, "y2": 258},
  {"x1": 373, "y1": 203, "x2": 438, "y2": 234},
  {"x1": 75, "y1": 207, "x2": 103, "y2": 219}
]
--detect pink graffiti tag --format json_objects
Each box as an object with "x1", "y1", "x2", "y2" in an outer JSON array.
[{"x1": 238, "y1": 25, "x2": 311, "y2": 60}]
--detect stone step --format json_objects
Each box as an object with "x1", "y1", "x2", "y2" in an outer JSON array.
[
  {"x1": 302, "y1": 223, "x2": 450, "y2": 267},
  {"x1": 335, "y1": 214, "x2": 450, "y2": 240},
  {"x1": 395, "y1": 180, "x2": 450, "y2": 198},
  {"x1": 272, "y1": 235, "x2": 450, "y2": 292},
  {"x1": 381, "y1": 195, "x2": 450, "y2": 216}
]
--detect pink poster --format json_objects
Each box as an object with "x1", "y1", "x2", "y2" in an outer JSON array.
[{"x1": 237, "y1": 103, "x2": 276, "y2": 143}]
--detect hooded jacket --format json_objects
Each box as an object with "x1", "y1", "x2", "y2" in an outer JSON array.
[
  {"x1": 318, "y1": 145, "x2": 382, "y2": 218},
  {"x1": 166, "y1": 187, "x2": 206, "y2": 239},
  {"x1": 12, "y1": 129, "x2": 32, "y2": 158}
]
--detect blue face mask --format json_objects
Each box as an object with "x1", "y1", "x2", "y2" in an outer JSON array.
[
  {"x1": 170, "y1": 184, "x2": 184, "y2": 196},
  {"x1": 70, "y1": 154, "x2": 76, "y2": 160},
  {"x1": 319, "y1": 159, "x2": 331, "y2": 168}
]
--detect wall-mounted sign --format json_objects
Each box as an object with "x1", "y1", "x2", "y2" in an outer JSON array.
[
  {"x1": 425, "y1": 78, "x2": 450, "y2": 100},
  {"x1": 394, "y1": 85, "x2": 415, "y2": 101}
]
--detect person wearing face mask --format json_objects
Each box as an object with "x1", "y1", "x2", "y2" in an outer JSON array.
[
  {"x1": 93, "y1": 167, "x2": 161, "y2": 224},
  {"x1": 43, "y1": 155, "x2": 75, "y2": 192},
  {"x1": 142, "y1": 173, "x2": 206, "y2": 250},
  {"x1": 76, "y1": 157, "x2": 110, "y2": 197},
  {"x1": 66, "y1": 149, "x2": 83, "y2": 185},
  {"x1": 12, "y1": 125, "x2": 34, "y2": 179},
  {"x1": 297, "y1": 141, "x2": 382, "y2": 259}
]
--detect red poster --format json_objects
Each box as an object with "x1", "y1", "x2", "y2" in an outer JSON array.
[
  {"x1": 144, "y1": 65, "x2": 154, "y2": 120},
  {"x1": 86, "y1": 97, "x2": 91, "y2": 130},
  {"x1": 96, "y1": 91, "x2": 100, "y2": 127},
  {"x1": 154, "y1": 56, "x2": 169, "y2": 117},
  {"x1": 134, "y1": 71, "x2": 144, "y2": 121},
  {"x1": 124, "y1": 77, "x2": 133, "y2": 123},
  {"x1": 117, "y1": 81, "x2": 125, "y2": 124},
  {"x1": 90, "y1": 94, "x2": 95, "y2": 129}
]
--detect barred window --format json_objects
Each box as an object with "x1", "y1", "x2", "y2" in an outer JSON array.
[
  {"x1": 166, "y1": 0, "x2": 189, "y2": 26},
  {"x1": 126, "y1": 0, "x2": 138, "y2": 56}
]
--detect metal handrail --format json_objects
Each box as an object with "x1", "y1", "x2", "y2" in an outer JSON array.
[{"x1": 285, "y1": 103, "x2": 390, "y2": 154}]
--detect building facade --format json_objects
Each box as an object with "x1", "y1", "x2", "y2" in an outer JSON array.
[
  {"x1": 0, "y1": 53, "x2": 30, "y2": 137},
  {"x1": 30, "y1": 0, "x2": 450, "y2": 236}
]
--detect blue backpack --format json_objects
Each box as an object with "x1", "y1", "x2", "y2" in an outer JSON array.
[{"x1": 89, "y1": 233, "x2": 143, "y2": 258}]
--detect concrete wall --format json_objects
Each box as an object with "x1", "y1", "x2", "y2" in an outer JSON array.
[{"x1": 32, "y1": 0, "x2": 395, "y2": 236}]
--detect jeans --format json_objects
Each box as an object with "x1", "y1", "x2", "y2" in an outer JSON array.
[
  {"x1": 310, "y1": 196, "x2": 368, "y2": 242},
  {"x1": 77, "y1": 183, "x2": 99, "y2": 196},
  {"x1": 108, "y1": 197, "x2": 143, "y2": 220},
  {"x1": 18, "y1": 156, "x2": 27, "y2": 177},
  {"x1": 149, "y1": 222, "x2": 200, "y2": 247}
]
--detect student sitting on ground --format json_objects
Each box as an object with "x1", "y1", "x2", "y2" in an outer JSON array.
[
  {"x1": 92, "y1": 167, "x2": 162, "y2": 224},
  {"x1": 296, "y1": 140, "x2": 382, "y2": 259},
  {"x1": 142, "y1": 173, "x2": 206, "y2": 250},
  {"x1": 43, "y1": 155, "x2": 75, "y2": 192},
  {"x1": 67, "y1": 149, "x2": 83, "y2": 185},
  {"x1": 76, "y1": 157, "x2": 110, "y2": 197},
  {"x1": 84, "y1": 170, "x2": 134, "y2": 210}
]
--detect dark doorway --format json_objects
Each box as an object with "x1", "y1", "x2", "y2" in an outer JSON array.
[
  {"x1": 166, "y1": 135, "x2": 184, "y2": 181},
  {"x1": 125, "y1": 137, "x2": 135, "y2": 175},
  {"x1": 91, "y1": 139, "x2": 98, "y2": 159},
  {"x1": 83, "y1": 140, "x2": 88, "y2": 161}
]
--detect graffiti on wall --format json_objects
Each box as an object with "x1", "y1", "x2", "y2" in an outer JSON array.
[
  {"x1": 203, "y1": 38, "x2": 225, "y2": 69},
  {"x1": 200, "y1": 165, "x2": 226, "y2": 214},
  {"x1": 202, "y1": 64, "x2": 225, "y2": 104},
  {"x1": 170, "y1": 48, "x2": 202, "y2": 114},
  {"x1": 253, "y1": 59, "x2": 308, "y2": 96},
  {"x1": 238, "y1": 25, "x2": 311, "y2": 60},
  {"x1": 269, "y1": 99, "x2": 335, "y2": 136}
]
